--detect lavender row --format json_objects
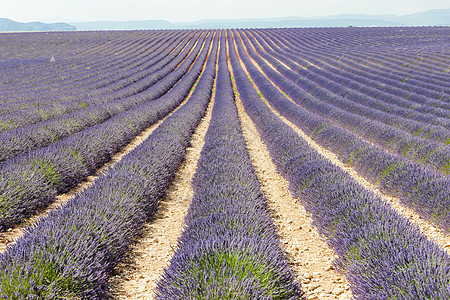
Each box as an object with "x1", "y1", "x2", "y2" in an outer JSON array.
[
  {"x1": 253, "y1": 30, "x2": 450, "y2": 123},
  {"x1": 0, "y1": 32, "x2": 186, "y2": 116},
  {"x1": 237, "y1": 31, "x2": 450, "y2": 173},
  {"x1": 28, "y1": 32, "x2": 183, "y2": 99},
  {"x1": 0, "y1": 32, "x2": 218, "y2": 299},
  {"x1": 229, "y1": 33, "x2": 450, "y2": 299},
  {"x1": 285, "y1": 27, "x2": 450, "y2": 79},
  {"x1": 272, "y1": 31, "x2": 450, "y2": 112},
  {"x1": 279, "y1": 48, "x2": 450, "y2": 116},
  {"x1": 291, "y1": 66, "x2": 450, "y2": 147},
  {"x1": 0, "y1": 33, "x2": 189, "y2": 114},
  {"x1": 264, "y1": 28, "x2": 450, "y2": 98},
  {"x1": 246, "y1": 30, "x2": 450, "y2": 130},
  {"x1": 156, "y1": 33, "x2": 303, "y2": 299},
  {"x1": 263, "y1": 28, "x2": 450, "y2": 95},
  {"x1": 255, "y1": 29, "x2": 450, "y2": 114},
  {"x1": 0, "y1": 32, "x2": 213, "y2": 232},
  {"x1": 275, "y1": 28, "x2": 450, "y2": 88},
  {"x1": 288, "y1": 41, "x2": 450, "y2": 101},
  {"x1": 362, "y1": 45, "x2": 450, "y2": 75},
  {"x1": 0, "y1": 32, "x2": 183, "y2": 113},
  {"x1": 56, "y1": 32, "x2": 183, "y2": 90},
  {"x1": 0, "y1": 31, "x2": 191, "y2": 119},
  {"x1": 234, "y1": 32, "x2": 450, "y2": 231},
  {"x1": 0, "y1": 32, "x2": 198, "y2": 131},
  {"x1": 0, "y1": 31, "x2": 171, "y2": 95},
  {"x1": 0, "y1": 32, "x2": 208, "y2": 162},
  {"x1": 78, "y1": 32, "x2": 191, "y2": 98},
  {"x1": 0, "y1": 31, "x2": 147, "y2": 100}
]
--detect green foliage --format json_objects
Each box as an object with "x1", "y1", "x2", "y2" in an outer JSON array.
[
  {"x1": 0, "y1": 255, "x2": 80, "y2": 299},
  {"x1": 181, "y1": 251, "x2": 289, "y2": 299},
  {"x1": 190, "y1": 82, "x2": 197, "y2": 93},
  {"x1": 441, "y1": 160, "x2": 450, "y2": 175},
  {"x1": 32, "y1": 159, "x2": 60, "y2": 186},
  {"x1": 348, "y1": 146, "x2": 365, "y2": 165},
  {"x1": 312, "y1": 122, "x2": 329, "y2": 135},
  {"x1": 379, "y1": 163, "x2": 403, "y2": 185},
  {"x1": 38, "y1": 109, "x2": 49, "y2": 120},
  {"x1": 400, "y1": 144, "x2": 412, "y2": 157},
  {"x1": 0, "y1": 120, "x2": 12, "y2": 131},
  {"x1": 78, "y1": 101, "x2": 89, "y2": 109}
]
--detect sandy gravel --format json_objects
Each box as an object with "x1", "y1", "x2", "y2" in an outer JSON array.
[
  {"x1": 228, "y1": 34, "x2": 352, "y2": 299},
  {"x1": 0, "y1": 32, "x2": 213, "y2": 255},
  {"x1": 108, "y1": 33, "x2": 218, "y2": 300},
  {"x1": 108, "y1": 85, "x2": 215, "y2": 300},
  {"x1": 235, "y1": 30, "x2": 450, "y2": 254},
  {"x1": 236, "y1": 98, "x2": 352, "y2": 300},
  {"x1": 0, "y1": 110, "x2": 174, "y2": 254}
]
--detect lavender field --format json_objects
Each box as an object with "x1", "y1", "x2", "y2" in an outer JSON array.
[{"x1": 0, "y1": 27, "x2": 449, "y2": 299}]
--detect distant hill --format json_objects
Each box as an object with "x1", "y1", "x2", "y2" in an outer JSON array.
[
  {"x1": 398, "y1": 9, "x2": 450, "y2": 25},
  {"x1": 0, "y1": 18, "x2": 76, "y2": 31},
  {"x1": 177, "y1": 9, "x2": 450, "y2": 28},
  {"x1": 68, "y1": 9, "x2": 450, "y2": 30},
  {"x1": 175, "y1": 18, "x2": 402, "y2": 29},
  {"x1": 2, "y1": 9, "x2": 449, "y2": 31},
  {"x1": 322, "y1": 9, "x2": 450, "y2": 26},
  {"x1": 71, "y1": 20, "x2": 171, "y2": 31}
]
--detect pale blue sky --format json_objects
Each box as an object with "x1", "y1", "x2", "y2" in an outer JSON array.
[{"x1": 1, "y1": 0, "x2": 449, "y2": 23}]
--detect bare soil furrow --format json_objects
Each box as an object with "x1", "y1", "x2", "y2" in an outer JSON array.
[
  {"x1": 0, "y1": 36, "x2": 210, "y2": 254},
  {"x1": 228, "y1": 37, "x2": 352, "y2": 298},
  {"x1": 108, "y1": 32, "x2": 218, "y2": 299},
  {"x1": 108, "y1": 86, "x2": 215, "y2": 300},
  {"x1": 236, "y1": 97, "x2": 352, "y2": 300},
  {"x1": 259, "y1": 81, "x2": 450, "y2": 254},
  {"x1": 234, "y1": 30, "x2": 450, "y2": 254}
]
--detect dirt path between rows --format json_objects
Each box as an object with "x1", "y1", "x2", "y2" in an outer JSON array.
[
  {"x1": 236, "y1": 98, "x2": 352, "y2": 300},
  {"x1": 234, "y1": 30, "x2": 450, "y2": 254},
  {"x1": 0, "y1": 115, "x2": 168, "y2": 254},
  {"x1": 227, "y1": 33, "x2": 351, "y2": 300},
  {"x1": 108, "y1": 32, "x2": 218, "y2": 299},
  {"x1": 0, "y1": 35, "x2": 212, "y2": 255},
  {"x1": 261, "y1": 80, "x2": 450, "y2": 254},
  {"x1": 108, "y1": 87, "x2": 215, "y2": 300}
]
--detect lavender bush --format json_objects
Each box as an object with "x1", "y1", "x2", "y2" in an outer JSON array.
[
  {"x1": 0, "y1": 32, "x2": 213, "y2": 232},
  {"x1": 241, "y1": 30, "x2": 450, "y2": 172},
  {"x1": 155, "y1": 32, "x2": 303, "y2": 299},
  {"x1": 233, "y1": 29, "x2": 450, "y2": 231},
  {"x1": 228, "y1": 29, "x2": 450, "y2": 299},
  {"x1": 0, "y1": 31, "x2": 218, "y2": 299},
  {"x1": 0, "y1": 32, "x2": 196, "y2": 131}
]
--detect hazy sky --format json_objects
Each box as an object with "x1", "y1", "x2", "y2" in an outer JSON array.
[{"x1": 1, "y1": 0, "x2": 449, "y2": 23}]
